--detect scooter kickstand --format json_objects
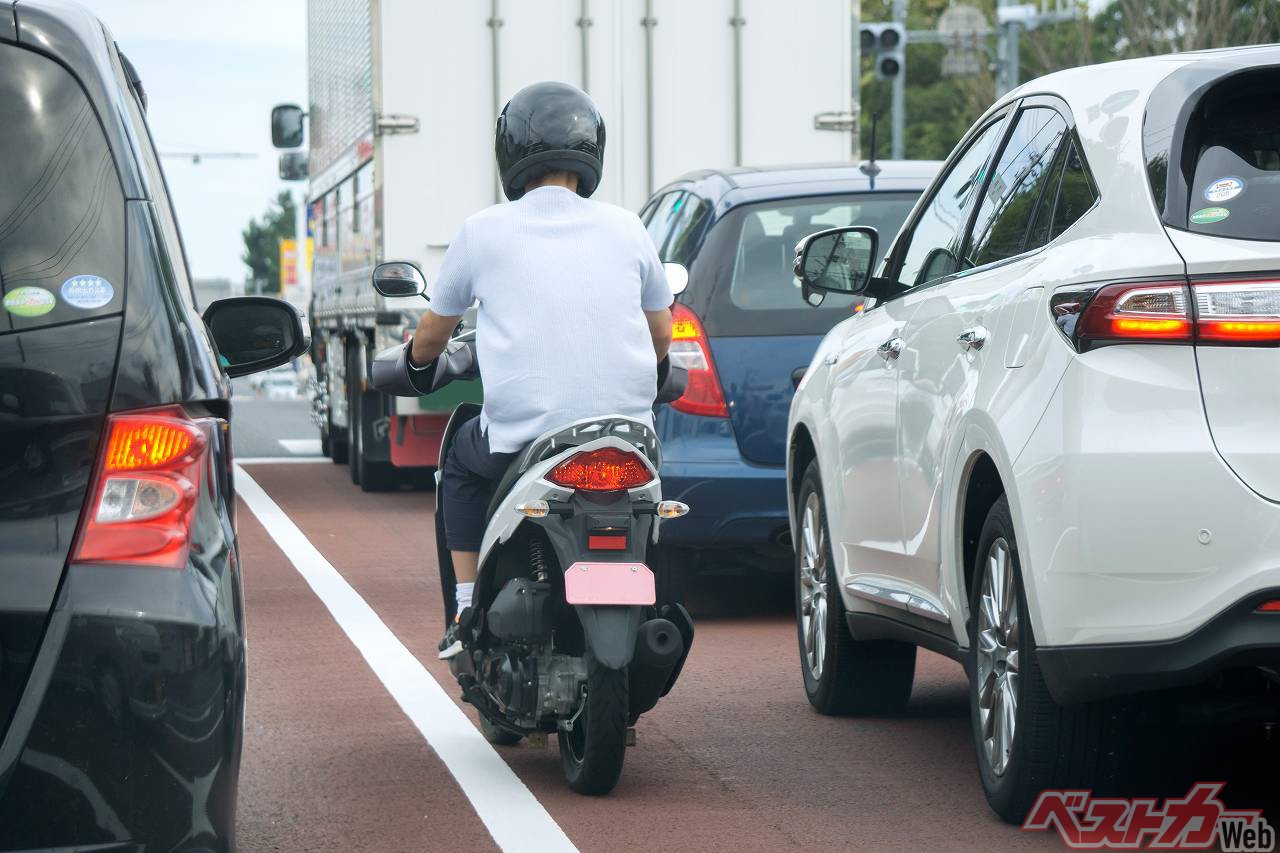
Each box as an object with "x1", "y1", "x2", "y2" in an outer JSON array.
[{"x1": 625, "y1": 727, "x2": 637, "y2": 747}]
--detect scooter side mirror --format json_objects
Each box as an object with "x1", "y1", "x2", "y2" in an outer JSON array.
[
  {"x1": 663, "y1": 262, "x2": 689, "y2": 296},
  {"x1": 372, "y1": 261, "x2": 427, "y2": 298}
]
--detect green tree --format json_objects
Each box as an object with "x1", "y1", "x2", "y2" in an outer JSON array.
[
  {"x1": 861, "y1": 0, "x2": 1280, "y2": 162},
  {"x1": 241, "y1": 190, "x2": 297, "y2": 294}
]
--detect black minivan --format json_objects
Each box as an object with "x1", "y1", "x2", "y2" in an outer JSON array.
[{"x1": 0, "y1": 3, "x2": 308, "y2": 850}]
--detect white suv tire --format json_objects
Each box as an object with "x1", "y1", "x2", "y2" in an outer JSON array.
[
  {"x1": 968, "y1": 495, "x2": 1166, "y2": 821},
  {"x1": 795, "y1": 461, "x2": 916, "y2": 716}
]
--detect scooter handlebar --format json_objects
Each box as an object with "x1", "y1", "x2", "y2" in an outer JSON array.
[{"x1": 370, "y1": 337, "x2": 479, "y2": 398}]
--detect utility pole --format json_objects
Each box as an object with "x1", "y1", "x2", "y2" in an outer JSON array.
[
  {"x1": 994, "y1": 2, "x2": 1075, "y2": 95},
  {"x1": 851, "y1": 0, "x2": 860, "y2": 161},
  {"x1": 891, "y1": 0, "x2": 906, "y2": 160}
]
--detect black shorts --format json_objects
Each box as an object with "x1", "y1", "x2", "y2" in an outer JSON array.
[{"x1": 440, "y1": 417, "x2": 517, "y2": 552}]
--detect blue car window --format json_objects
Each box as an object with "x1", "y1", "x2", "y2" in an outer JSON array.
[{"x1": 728, "y1": 195, "x2": 917, "y2": 314}]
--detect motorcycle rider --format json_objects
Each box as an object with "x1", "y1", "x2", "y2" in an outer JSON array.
[{"x1": 407, "y1": 82, "x2": 674, "y2": 659}]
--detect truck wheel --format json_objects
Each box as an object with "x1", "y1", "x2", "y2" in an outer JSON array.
[
  {"x1": 559, "y1": 657, "x2": 628, "y2": 795},
  {"x1": 968, "y1": 495, "x2": 1158, "y2": 822},
  {"x1": 347, "y1": 345, "x2": 363, "y2": 485},
  {"x1": 347, "y1": 344, "x2": 399, "y2": 491},
  {"x1": 795, "y1": 460, "x2": 915, "y2": 716},
  {"x1": 328, "y1": 411, "x2": 348, "y2": 465}
]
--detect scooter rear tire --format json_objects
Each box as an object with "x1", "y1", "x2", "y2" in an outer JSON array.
[{"x1": 558, "y1": 657, "x2": 628, "y2": 795}]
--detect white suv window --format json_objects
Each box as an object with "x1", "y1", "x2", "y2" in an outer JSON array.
[
  {"x1": 892, "y1": 119, "x2": 1006, "y2": 292},
  {"x1": 966, "y1": 108, "x2": 1070, "y2": 267}
]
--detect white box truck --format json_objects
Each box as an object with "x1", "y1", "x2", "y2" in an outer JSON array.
[{"x1": 275, "y1": 0, "x2": 855, "y2": 490}]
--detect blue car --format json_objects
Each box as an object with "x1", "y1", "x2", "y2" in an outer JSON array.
[{"x1": 643, "y1": 162, "x2": 939, "y2": 581}]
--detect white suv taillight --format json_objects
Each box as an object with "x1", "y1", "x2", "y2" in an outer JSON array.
[
  {"x1": 1073, "y1": 282, "x2": 1193, "y2": 349},
  {"x1": 71, "y1": 406, "x2": 210, "y2": 569},
  {"x1": 1193, "y1": 280, "x2": 1280, "y2": 344},
  {"x1": 1053, "y1": 277, "x2": 1280, "y2": 351}
]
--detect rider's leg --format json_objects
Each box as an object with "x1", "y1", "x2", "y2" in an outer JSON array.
[{"x1": 438, "y1": 418, "x2": 516, "y2": 657}]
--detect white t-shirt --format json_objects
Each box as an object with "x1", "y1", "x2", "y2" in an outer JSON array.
[{"x1": 430, "y1": 186, "x2": 673, "y2": 453}]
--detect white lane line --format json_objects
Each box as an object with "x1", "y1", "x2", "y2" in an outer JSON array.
[
  {"x1": 234, "y1": 466, "x2": 578, "y2": 853},
  {"x1": 236, "y1": 456, "x2": 331, "y2": 465},
  {"x1": 278, "y1": 438, "x2": 323, "y2": 455}
]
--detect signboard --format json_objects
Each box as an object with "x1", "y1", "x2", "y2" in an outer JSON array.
[{"x1": 280, "y1": 238, "x2": 299, "y2": 292}]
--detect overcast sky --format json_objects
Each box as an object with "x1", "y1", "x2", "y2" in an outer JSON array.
[{"x1": 85, "y1": 0, "x2": 307, "y2": 283}]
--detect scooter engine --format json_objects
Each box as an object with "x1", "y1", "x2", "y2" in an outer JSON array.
[{"x1": 479, "y1": 650, "x2": 537, "y2": 717}]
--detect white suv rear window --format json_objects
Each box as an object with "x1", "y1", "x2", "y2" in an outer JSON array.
[{"x1": 1186, "y1": 86, "x2": 1280, "y2": 241}]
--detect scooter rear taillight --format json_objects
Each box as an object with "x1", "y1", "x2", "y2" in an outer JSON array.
[{"x1": 547, "y1": 447, "x2": 653, "y2": 492}]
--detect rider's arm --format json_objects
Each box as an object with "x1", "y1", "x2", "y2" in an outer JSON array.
[
  {"x1": 645, "y1": 307, "x2": 672, "y2": 361},
  {"x1": 412, "y1": 223, "x2": 473, "y2": 367},
  {"x1": 410, "y1": 309, "x2": 463, "y2": 367}
]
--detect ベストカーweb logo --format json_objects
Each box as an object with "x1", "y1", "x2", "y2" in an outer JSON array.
[{"x1": 1022, "y1": 783, "x2": 1274, "y2": 850}]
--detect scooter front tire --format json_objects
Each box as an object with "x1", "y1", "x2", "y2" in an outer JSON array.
[{"x1": 558, "y1": 657, "x2": 628, "y2": 795}]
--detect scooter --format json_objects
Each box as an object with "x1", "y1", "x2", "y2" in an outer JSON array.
[{"x1": 368, "y1": 260, "x2": 694, "y2": 795}]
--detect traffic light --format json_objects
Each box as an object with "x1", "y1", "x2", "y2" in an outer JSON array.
[{"x1": 860, "y1": 22, "x2": 905, "y2": 81}]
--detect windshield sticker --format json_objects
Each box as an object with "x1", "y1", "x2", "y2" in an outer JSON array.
[
  {"x1": 1203, "y1": 176, "x2": 1244, "y2": 203},
  {"x1": 3, "y1": 286, "x2": 57, "y2": 317},
  {"x1": 1190, "y1": 206, "x2": 1231, "y2": 225},
  {"x1": 60, "y1": 275, "x2": 115, "y2": 309}
]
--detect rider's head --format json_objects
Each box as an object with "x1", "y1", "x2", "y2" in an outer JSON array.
[{"x1": 495, "y1": 81, "x2": 605, "y2": 201}]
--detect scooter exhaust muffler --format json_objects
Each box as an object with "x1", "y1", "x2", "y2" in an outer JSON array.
[{"x1": 628, "y1": 618, "x2": 684, "y2": 718}]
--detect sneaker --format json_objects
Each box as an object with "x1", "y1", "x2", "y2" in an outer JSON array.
[{"x1": 438, "y1": 617, "x2": 463, "y2": 660}]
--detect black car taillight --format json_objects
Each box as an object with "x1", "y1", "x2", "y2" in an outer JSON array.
[{"x1": 71, "y1": 405, "x2": 210, "y2": 569}]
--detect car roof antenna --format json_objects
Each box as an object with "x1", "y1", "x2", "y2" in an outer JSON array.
[{"x1": 860, "y1": 112, "x2": 882, "y2": 191}]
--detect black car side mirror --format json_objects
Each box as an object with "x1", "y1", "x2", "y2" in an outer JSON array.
[
  {"x1": 271, "y1": 104, "x2": 305, "y2": 149},
  {"x1": 203, "y1": 296, "x2": 311, "y2": 378},
  {"x1": 793, "y1": 226, "x2": 879, "y2": 308}
]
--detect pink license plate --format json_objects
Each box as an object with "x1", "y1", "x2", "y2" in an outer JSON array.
[{"x1": 564, "y1": 562, "x2": 655, "y2": 606}]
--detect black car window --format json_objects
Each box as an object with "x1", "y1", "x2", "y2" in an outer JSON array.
[
  {"x1": 967, "y1": 108, "x2": 1069, "y2": 267},
  {"x1": 643, "y1": 191, "x2": 684, "y2": 253},
  {"x1": 891, "y1": 118, "x2": 1006, "y2": 294},
  {"x1": 108, "y1": 42, "x2": 204, "y2": 316},
  {"x1": 721, "y1": 193, "x2": 921, "y2": 327},
  {"x1": 661, "y1": 194, "x2": 710, "y2": 267},
  {"x1": 0, "y1": 46, "x2": 126, "y2": 334},
  {"x1": 1185, "y1": 84, "x2": 1280, "y2": 241}
]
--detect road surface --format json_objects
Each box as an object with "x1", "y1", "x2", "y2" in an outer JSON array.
[{"x1": 227, "y1": 400, "x2": 1277, "y2": 852}]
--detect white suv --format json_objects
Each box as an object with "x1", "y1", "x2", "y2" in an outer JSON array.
[{"x1": 786, "y1": 46, "x2": 1280, "y2": 821}]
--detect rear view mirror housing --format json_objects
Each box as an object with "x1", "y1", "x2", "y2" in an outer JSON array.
[
  {"x1": 372, "y1": 261, "x2": 428, "y2": 298},
  {"x1": 663, "y1": 262, "x2": 689, "y2": 296},
  {"x1": 203, "y1": 296, "x2": 311, "y2": 378},
  {"x1": 278, "y1": 151, "x2": 308, "y2": 181},
  {"x1": 793, "y1": 226, "x2": 879, "y2": 308},
  {"x1": 271, "y1": 103, "x2": 305, "y2": 149}
]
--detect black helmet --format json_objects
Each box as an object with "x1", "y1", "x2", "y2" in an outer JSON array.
[{"x1": 495, "y1": 82, "x2": 605, "y2": 201}]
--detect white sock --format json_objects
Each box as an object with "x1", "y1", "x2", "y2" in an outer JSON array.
[{"x1": 455, "y1": 582, "x2": 474, "y2": 615}]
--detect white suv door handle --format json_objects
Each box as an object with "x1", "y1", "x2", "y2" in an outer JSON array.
[
  {"x1": 957, "y1": 326, "x2": 990, "y2": 352},
  {"x1": 877, "y1": 337, "x2": 905, "y2": 361}
]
